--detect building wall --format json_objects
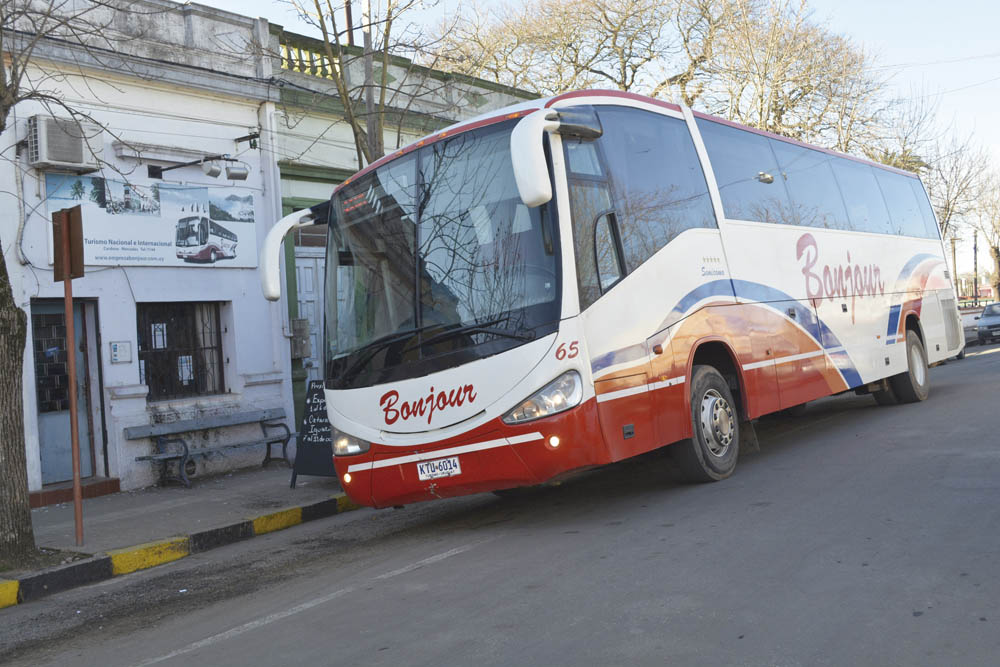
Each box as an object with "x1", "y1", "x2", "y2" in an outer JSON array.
[{"x1": 7, "y1": 21, "x2": 294, "y2": 491}]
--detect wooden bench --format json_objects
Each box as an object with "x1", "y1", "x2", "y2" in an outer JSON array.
[{"x1": 125, "y1": 408, "x2": 294, "y2": 487}]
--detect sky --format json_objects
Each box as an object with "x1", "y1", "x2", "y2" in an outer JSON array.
[{"x1": 197, "y1": 0, "x2": 998, "y2": 276}]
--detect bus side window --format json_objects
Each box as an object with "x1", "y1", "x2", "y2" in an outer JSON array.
[
  {"x1": 829, "y1": 159, "x2": 893, "y2": 235},
  {"x1": 566, "y1": 178, "x2": 613, "y2": 309},
  {"x1": 594, "y1": 213, "x2": 623, "y2": 292},
  {"x1": 873, "y1": 170, "x2": 928, "y2": 238},
  {"x1": 565, "y1": 141, "x2": 603, "y2": 177},
  {"x1": 909, "y1": 178, "x2": 940, "y2": 239},
  {"x1": 597, "y1": 108, "x2": 715, "y2": 272},
  {"x1": 769, "y1": 139, "x2": 849, "y2": 230},
  {"x1": 696, "y1": 117, "x2": 791, "y2": 224}
]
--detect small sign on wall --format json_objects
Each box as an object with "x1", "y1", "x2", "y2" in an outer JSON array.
[{"x1": 109, "y1": 341, "x2": 132, "y2": 363}]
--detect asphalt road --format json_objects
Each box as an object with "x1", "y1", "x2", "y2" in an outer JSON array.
[{"x1": 3, "y1": 344, "x2": 999, "y2": 666}]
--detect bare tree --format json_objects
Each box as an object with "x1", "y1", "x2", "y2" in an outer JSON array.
[
  {"x1": 701, "y1": 0, "x2": 887, "y2": 151},
  {"x1": 972, "y1": 172, "x2": 1000, "y2": 300},
  {"x1": 435, "y1": 0, "x2": 733, "y2": 102},
  {"x1": 0, "y1": 0, "x2": 152, "y2": 567},
  {"x1": 280, "y1": 0, "x2": 472, "y2": 167},
  {"x1": 862, "y1": 90, "x2": 941, "y2": 173},
  {"x1": 922, "y1": 132, "x2": 990, "y2": 240},
  {"x1": 437, "y1": 0, "x2": 888, "y2": 155}
]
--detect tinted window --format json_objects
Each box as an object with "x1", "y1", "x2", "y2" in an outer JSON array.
[
  {"x1": 697, "y1": 118, "x2": 790, "y2": 223},
  {"x1": 594, "y1": 214, "x2": 623, "y2": 291},
  {"x1": 565, "y1": 141, "x2": 603, "y2": 177},
  {"x1": 769, "y1": 139, "x2": 849, "y2": 229},
  {"x1": 829, "y1": 159, "x2": 892, "y2": 234},
  {"x1": 909, "y1": 177, "x2": 940, "y2": 239},
  {"x1": 566, "y1": 178, "x2": 613, "y2": 309},
  {"x1": 598, "y1": 108, "x2": 715, "y2": 271},
  {"x1": 874, "y1": 170, "x2": 926, "y2": 237}
]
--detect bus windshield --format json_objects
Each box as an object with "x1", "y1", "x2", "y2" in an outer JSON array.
[
  {"x1": 326, "y1": 119, "x2": 560, "y2": 389},
  {"x1": 176, "y1": 217, "x2": 203, "y2": 246}
]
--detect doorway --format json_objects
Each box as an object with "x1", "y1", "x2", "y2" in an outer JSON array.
[
  {"x1": 294, "y1": 247, "x2": 326, "y2": 383},
  {"x1": 31, "y1": 300, "x2": 102, "y2": 484}
]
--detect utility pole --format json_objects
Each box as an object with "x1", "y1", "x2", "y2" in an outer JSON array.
[
  {"x1": 973, "y1": 229, "x2": 979, "y2": 306},
  {"x1": 361, "y1": 0, "x2": 377, "y2": 163},
  {"x1": 345, "y1": 1, "x2": 355, "y2": 46}
]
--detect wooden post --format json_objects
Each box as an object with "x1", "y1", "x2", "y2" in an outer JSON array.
[{"x1": 54, "y1": 206, "x2": 85, "y2": 546}]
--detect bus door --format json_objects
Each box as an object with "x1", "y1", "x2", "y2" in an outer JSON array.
[
  {"x1": 580, "y1": 209, "x2": 659, "y2": 462},
  {"x1": 563, "y1": 135, "x2": 658, "y2": 462}
]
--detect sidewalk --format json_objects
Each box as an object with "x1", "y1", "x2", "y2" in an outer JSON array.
[{"x1": 2, "y1": 466, "x2": 356, "y2": 609}]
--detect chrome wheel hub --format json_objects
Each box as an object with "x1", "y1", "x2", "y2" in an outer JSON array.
[
  {"x1": 911, "y1": 343, "x2": 926, "y2": 387},
  {"x1": 699, "y1": 389, "x2": 735, "y2": 458}
]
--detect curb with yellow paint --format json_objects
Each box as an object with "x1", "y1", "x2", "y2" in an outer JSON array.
[
  {"x1": 0, "y1": 493, "x2": 360, "y2": 610},
  {"x1": 0, "y1": 579, "x2": 19, "y2": 610},
  {"x1": 252, "y1": 507, "x2": 303, "y2": 535},
  {"x1": 108, "y1": 536, "x2": 190, "y2": 575},
  {"x1": 336, "y1": 495, "x2": 361, "y2": 513}
]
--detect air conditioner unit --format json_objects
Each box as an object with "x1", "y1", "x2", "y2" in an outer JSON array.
[{"x1": 27, "y1": 116, "x2": 103, "y2": 172}]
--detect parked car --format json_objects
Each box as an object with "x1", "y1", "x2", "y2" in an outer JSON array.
[{"x1": 976, "y1": 303, "x2": 1000, "y2": 344}]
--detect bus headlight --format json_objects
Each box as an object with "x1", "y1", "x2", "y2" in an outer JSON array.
[
  {"x1": 333, "y1": 427, "x2": 370, "y2": 456},
  {"x1": 502, "y1": 371, "x2": 583, "y2": 424}
]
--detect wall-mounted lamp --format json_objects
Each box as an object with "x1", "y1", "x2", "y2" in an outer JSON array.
[
  {"x1": 148, "y1": 154, "x2": 249, "y2": 181},
  {"x1": 225, "y1": 164, "x2": 249, "y2": 180},
  {"x1": 202, "y1": 161, "x2": 222, "y2": 178}
]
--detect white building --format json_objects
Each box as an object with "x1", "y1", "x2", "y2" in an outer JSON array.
[{"x1": 1, "y1": 0, "x2": 533, "y2": 502}]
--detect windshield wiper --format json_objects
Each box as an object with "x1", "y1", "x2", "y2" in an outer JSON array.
[
  {"x1": 408, "y1": 320, "x2": 535, "y2": 351},
  {"x1": 336, "y1": 328, "x2": 420, "y2": 382}
]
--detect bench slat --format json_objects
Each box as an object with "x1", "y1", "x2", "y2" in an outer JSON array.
[
  {"x1": 134, "y1": 432, "x2": 298, "y2": 463},
  {"x1": 124, "y1": 408, "x2": 287, "y2": 440}
]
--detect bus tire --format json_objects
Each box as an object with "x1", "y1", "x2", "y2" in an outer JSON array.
[
  {"x1": 674, "y1": 365, "x2": 739, "y2": 483},
  {"x1": 210, "y1": 249, "x2": 218, "y2": 262},
  {"x1": 872, "y1": 386, "x2": 898, "y2": 406},
  {"x1": 889, "y1": 329, "x2": 929, "y2": 403}
]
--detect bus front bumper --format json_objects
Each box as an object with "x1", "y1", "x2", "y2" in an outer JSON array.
[{"x1": 334, "y1": 400, "x2": 603, "y2": 508}]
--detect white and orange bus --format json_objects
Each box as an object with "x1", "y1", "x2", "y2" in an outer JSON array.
[{"x1": 262, "y1": 90, "x2": 963, "y2": 508}]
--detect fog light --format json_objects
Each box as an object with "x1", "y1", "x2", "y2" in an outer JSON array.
[
  {"x1": 343, "y1": 473, "x2": 352, "y2": 484},
  {"x1": 548, "y1": 435, "x2": 560, "y2": 448}
]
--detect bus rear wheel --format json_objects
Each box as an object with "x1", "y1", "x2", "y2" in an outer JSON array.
[
  {"x1": 673, "y1": 365, "x2": 739, "y2": 483},
  {"x1": 889, "y1": 329, "x2": 929, "y2": 403},
  {"x1": 872, "y1": 386, "x2": 898, "y2": 406}
]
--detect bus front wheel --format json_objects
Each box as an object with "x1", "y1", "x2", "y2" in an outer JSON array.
[
  {"x1": 889, "y1": 330, "x2": 929, "y2": 403},
  {"x1": 673, "y1": 365, "x2": 739, "y2": 483}
]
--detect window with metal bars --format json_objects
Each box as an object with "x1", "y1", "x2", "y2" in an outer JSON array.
[{"x1": 136, "y1": 302, "x2": 225, "y2": 401}]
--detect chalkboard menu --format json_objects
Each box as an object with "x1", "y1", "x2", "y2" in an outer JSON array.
[{"x1": 290, "y1": 380, "x2": 338, "y2": 488}]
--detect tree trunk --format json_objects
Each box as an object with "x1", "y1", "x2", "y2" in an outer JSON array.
[{"x1": 0, "y1": 243, "x2": 36, "y2": 567}]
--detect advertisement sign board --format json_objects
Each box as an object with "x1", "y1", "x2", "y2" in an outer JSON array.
[{"x1": 45, "y1": 174, "x2": 258, "y2": 268}]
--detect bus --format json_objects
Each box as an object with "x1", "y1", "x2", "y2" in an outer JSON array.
[
  {"x1": 261, "y1": 89, "x2": 963, "y2": 508},
  {"x1": 176, "y1": 216, "x2": 238, "y2": 263}
]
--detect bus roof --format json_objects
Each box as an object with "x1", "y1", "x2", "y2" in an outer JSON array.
[{"x1": 333, "y1": 89, "x2": 917, "y2": 196}]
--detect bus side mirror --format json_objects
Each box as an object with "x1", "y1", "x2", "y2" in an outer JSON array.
[
  {"x1": 510, "y1": 109, "x2": 560, "y2": 208},
  {"x1": 259, "y1": 202, "x2": 329, "y2": 301}
]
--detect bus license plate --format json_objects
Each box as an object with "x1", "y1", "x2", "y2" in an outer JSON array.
[{"x1": 416, "y1": 456, "x2": 461, "y2": 481}]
